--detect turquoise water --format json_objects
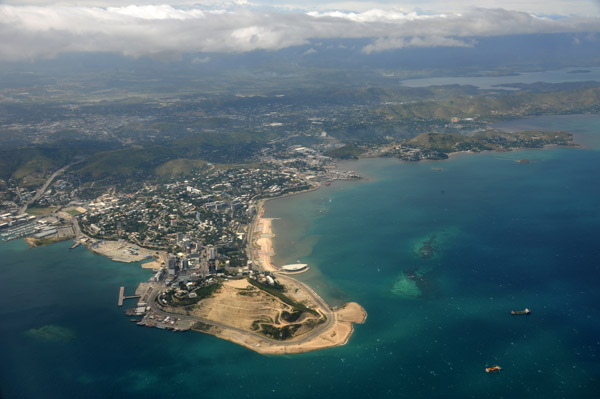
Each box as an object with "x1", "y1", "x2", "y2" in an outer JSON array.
[{"x1": 2, "y1": 115, "x2": 600, "y2": 398}]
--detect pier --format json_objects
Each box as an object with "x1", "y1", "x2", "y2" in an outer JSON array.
[{"x1": 118, "y1": 286, "x2": 141, "y2": 307}]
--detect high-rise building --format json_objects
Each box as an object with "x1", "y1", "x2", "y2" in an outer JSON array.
[
  {"x1": 167, "y1": 254, "x2": 176, "y2": 275},
  {"x1": 206, "y1": 245, "x2": 217, "y2": 260}
]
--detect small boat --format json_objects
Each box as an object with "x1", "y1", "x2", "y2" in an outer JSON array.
[
  {"x1": 485, "y1": 365, "x2": 502, "y2": 373},
  {"x1": 511, "y1": 308, "x2": 531, "y2": 315},
  {"x1": 325, "y1": 181, "x2": 331, "y2": 186}
]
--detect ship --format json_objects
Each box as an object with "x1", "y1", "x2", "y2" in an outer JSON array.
[
  {"x1": 511, "y1": 308, "x2": 531, "y2": 315},
  {"x1": 485, "y1": 365, "x2": 502, "y2": 373}
]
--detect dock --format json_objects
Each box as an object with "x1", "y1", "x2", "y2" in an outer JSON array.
[{"x1": 118, "y1": 286, "x2": 141, "y2": 307}]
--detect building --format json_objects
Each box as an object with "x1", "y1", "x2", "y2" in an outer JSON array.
[
  {"x1": 167, "y1": 255, "x2": 176, "y2": 275},
  {"x1": 206, "y1": 245, "x2": 217, "y2": 260}
]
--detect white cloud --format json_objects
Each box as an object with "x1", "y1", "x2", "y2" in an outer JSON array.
[
  {"x1": 191, "y1": 56, "x2": 211, "y2": 63},
  {"x1": 363, "y1": 36, "x2": 475, "y2": 54},
  {"x1": 0, "y1": 4, "x2": 599, "y2": 61},
  {"x1": 264, "y1": 0, "x2": 600, "y2": 16},
  {"x1": 3, "y1": 1, "x2": 600, "y2": 17}
]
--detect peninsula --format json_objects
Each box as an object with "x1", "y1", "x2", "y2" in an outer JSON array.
[{"x1": 126, "y1": 199, "x2": 366, "y2": 354}]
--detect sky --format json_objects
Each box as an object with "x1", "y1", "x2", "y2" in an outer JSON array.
[{"x1": 1, "y1": 1, "x2": 600, "y2": 61}]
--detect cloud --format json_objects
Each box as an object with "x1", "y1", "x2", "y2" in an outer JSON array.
[
  {"x1": 0, "y1": 4, "x2": 599, "y2": 61},
  {"x1": 362, "y1": 36, "x2": 475, "y2": 54},
  {"x1": 191, "y1": 56, "x2": 211, "y2": 63}
]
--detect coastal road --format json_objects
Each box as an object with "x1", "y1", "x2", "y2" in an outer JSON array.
[
  {"x1": 274, "y1": 272, "x2": 336, "y2": 342},
  {"x1": 146, "y1": 287, "x2": 282, "y2": 346},
  {"x1": 145, "y1": 277, "x2": 336, "y2": 348}
]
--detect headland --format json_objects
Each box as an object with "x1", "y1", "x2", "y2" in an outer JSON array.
[{"x1": 117, "y1": 181, "x2": 366, "y2": 355}]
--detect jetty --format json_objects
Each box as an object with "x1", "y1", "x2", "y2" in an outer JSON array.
[{"x1": 118, "y1": 286, "x2": 141, "y2": 306}]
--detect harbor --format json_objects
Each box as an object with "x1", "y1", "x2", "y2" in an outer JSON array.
[{"x1": 117, "y1": 286, "x2": 140, "y2": 307}]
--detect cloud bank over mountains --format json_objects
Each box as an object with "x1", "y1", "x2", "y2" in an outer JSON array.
[{"x1": 1, "y1": 3, "x2": 599, "y2": 61}]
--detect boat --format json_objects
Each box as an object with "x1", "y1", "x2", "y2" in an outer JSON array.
[
  {"x1": 485, "y1": 365, "x2": 502, "y2": 373},
  {"x1": 511, "y1": 308, "x2": 531, "y2": 315},
  {"x1": 325, "y1": 181, "x2": 331, "y2": 186}
]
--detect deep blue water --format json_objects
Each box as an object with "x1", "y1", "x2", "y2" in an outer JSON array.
[{"x1": 2, "y1": 115, "x2": 600, "y2": 398}]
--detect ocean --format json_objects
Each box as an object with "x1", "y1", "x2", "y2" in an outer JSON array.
[{"x1": 2, "y1": 114, "x2": 600, "y2": 398}]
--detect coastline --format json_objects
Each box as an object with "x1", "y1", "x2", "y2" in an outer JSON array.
[
  {"x1": 222, "y1": 301, "x2": 367, "y2": 355},
  {"x1": 243, "y1": 182, "x2": 368, "y2": 353},
  {"x1": 85, "y1": 239, "x2": 156, "y2": 264}
]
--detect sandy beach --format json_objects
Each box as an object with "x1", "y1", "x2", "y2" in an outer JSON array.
[
  {"x1": 253, "y1": 212, "x2": 278, "y2": 272},
  {"x1": 212, "y1": 196, "x2": 369, "y2": 354}
]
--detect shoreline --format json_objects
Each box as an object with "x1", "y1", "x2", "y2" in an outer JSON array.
[
  {"x1": 209, "y1": 301, "x2": 367, "y2": 355},
  {"x1": 240, "y1": 180, "x2": 367, "y2": 353},
  {"x1": 85, "y1": 239, "x2": 156, "y2": 264}
]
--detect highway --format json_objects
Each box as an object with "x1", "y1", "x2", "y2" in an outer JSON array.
[{"x1": 19, "y1": 162, "x2": 79, "y2": 213}]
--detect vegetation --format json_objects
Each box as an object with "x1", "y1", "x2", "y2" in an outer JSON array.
[
  {"x1": 280, "y1": 310, "x2": 303, "y2": 323},
  {"x1": 165, "y1": 283, "x2": 221, "y2": 307},
  {"x1": 26, "y1": 235, "x2": 73, "y2": 248},
  {"x1": 75, "y1": 131, "x2": 276, "y2": 181},
  {"x1": 406, "y1": 130, "x2": 573, "y2": 153},
  {"x1": 325, "y1": 144, "x2": 364, "y2": 159},
  {"x1": 155, "y1": 159, "x2": 208, "y2": 177},
  {"x1": 191, "y1": 321, "x2": 212, "y2": 332},
  {"x1": 248, "y1": 278, "x2": 318, "y2": 316},
  {"x1": 259, "y1": 324, "x2": 300, "y2": 340},
  {"x1": 0, "y1": 141, "x2": 115, "y2": 188}
]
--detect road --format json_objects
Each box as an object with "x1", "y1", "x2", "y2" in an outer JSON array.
[
  {"x1": 19, "y1": 162, "x2": 78, "y2": 214},
  {"x1": 146, "y1": 275, "x2": 336, "y2": 348},
  {"x1": 145, "y1": 189, "x2": 336, "y2": 348}
]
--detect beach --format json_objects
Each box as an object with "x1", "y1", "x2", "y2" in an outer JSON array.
[
  {"x1": 197, "y1": 300, "x2": 367, "y2": 355},
  {"x1": 253, "y1": 216, "x2": 277, "y2": 272},
  {"x1": 237, "y1": 196, "x2": 367, "y2": 353}
]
